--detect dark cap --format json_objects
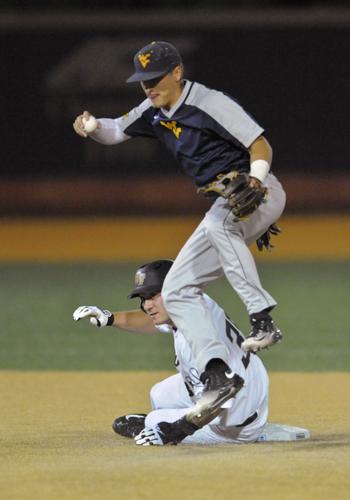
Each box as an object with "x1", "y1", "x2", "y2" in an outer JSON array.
[
  {"x1": 128, "y1": 259, "x2": 173, "y2": 298},
  {"x1": 126, "y1": 41, "x2": 182, "y2": 83}
]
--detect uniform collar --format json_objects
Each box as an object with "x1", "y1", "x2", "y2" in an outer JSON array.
[{"x1": 160, "y1": 80, "x2": 192, "y2": 118}]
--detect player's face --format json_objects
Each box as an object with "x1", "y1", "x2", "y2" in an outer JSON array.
[
  {"x1": 140, "y1": 66, "x2": 184, "y2": 110},
  {"x1": 142, "y1": 293, "x2": 170, "y2": 325}
]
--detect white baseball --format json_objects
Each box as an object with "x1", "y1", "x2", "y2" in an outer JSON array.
[{"x1": 82, "y1": 115, "x2": 98, "y2": 133}]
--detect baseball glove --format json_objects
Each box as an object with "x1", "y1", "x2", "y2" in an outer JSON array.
[
  {"x1": 198, "y1": 171, "x2": 268, "y2": 219},
  {"x1": 256, "y1": 223, "x2": 282, "y2": 252}
]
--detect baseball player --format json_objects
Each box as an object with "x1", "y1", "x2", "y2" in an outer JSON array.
[
  {"x1": 73, "y1": 260, "x2": 268, "y2": 445},
  {"x1": 73, "y1": 260, "x2": 309, "y2": 446},
  {"x1": 73, "y1": 41, "x2": 286, "y2": 418}
]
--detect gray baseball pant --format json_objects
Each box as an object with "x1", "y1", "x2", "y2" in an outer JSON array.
[{"x1": 161, "y1": 173, "x2": 286, "y2": 373}]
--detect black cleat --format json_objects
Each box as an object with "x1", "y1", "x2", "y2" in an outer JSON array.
[
  {"x1": 185, "y1": 371, "x2": 244, "y2": 428},
  {"x1": 242, "y1": 312, "x2": 283, "y2": 353},
  {"x1": 112, "y1": 414, "x2": 146, "y2": 438}
]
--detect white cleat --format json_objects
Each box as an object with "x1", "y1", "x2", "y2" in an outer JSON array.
[
  {"x1": 242, "y1": 330, "x2": 283, "y2": 353},
  {"x1": 242, "y1": 313, "x2": 283, "y2": 353}
]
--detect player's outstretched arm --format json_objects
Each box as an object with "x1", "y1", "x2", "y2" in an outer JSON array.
[
  {"x1": 73, "y1": 110, "x2": 131, "y2": 145},
  {"x1": 73, "y1": 306, "x2": 157, "y2": 334}
]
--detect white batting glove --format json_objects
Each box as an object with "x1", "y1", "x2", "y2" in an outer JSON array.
[
  {"x1": 73, "y1": 305, "x2": 114, "y2": 328},
  {"x1": 134, "y1": 427, "x2": 164, "y2": 446}
]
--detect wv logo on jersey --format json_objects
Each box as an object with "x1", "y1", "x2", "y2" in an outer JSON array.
[
  {"x1": 138, "y1": 52, "x2": 151, "y2": 69},
  {"x1": 160, "y1": 120, "x2": 182, "y2": 139}
]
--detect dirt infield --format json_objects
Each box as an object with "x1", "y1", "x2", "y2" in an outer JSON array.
[{"x1": 1, "y1": 372, "x2": 349, "y2": 500}]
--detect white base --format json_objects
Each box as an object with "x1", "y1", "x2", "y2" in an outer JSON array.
[{"x1": 257, "y1": 423, "x2": 310, "y2": 442}]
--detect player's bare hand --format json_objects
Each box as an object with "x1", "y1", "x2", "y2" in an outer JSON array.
[
  {"x1": 73, "y1": 111, "x2": 100, "y2": 138},
  {"x1": 248, "y1": 176, "x2": 263, "y2": 189}
]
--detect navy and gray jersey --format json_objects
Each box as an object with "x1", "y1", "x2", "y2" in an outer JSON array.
[{"x1": 92, "y1": 80, "x2": 264, "y2": 187}]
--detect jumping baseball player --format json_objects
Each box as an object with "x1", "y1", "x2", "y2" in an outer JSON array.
[
  {"x1": 73, "y1": 260, "x2": 309, "y2": 446},
  {"x1": 73, "y1": 41, "x2": 286, "y2": 418}
]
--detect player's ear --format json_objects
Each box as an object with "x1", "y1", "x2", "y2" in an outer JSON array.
[{"x1": 173, "y1": 65, "x2": 184, "y2": 82}]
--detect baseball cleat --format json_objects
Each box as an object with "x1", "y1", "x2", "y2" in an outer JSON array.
[
  {"x1": 242, "y1": 313, "x2": 283, "y2": 353},
  {"x1": 112, "y1": 414, "x2": 147, "y2": 438},
  {"x1": 185, "y1": 371, "x2": 244, "y2": 428}
]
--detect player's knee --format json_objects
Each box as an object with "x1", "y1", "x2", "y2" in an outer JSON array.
[
  {"x1": 150, "y1": 382, "x2": 169, "y2": 410},
  {"x1": 161, "y1": 280, "x2": 191, "y2": 313},
  {"x1": 161, "y1": 275, "x2": 178, "y2": 307}
]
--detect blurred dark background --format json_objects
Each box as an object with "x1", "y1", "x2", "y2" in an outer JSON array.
[{"x1": 1, "y1": 1, "x2": 349, "y2": 214}]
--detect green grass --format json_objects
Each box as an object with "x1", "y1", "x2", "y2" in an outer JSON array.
[{"x1": 0, "y1": 261, "x2": 348, "y2": 371}]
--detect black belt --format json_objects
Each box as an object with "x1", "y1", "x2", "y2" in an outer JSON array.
[{"x1": 235, "y1": 411, "x2": 258, "y2": 428}]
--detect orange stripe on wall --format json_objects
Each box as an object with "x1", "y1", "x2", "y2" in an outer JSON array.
[{"x1": 0, "y1": 215, "x2": 349, "y2": 262}]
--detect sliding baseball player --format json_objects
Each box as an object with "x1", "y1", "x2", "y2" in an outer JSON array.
[{"x1": 73, "y1": 260, "x2": 309, "y2": 446}]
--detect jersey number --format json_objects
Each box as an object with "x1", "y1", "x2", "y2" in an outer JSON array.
[{"x1": 225, "y1": 317, "x2": 250, "y2": 369}]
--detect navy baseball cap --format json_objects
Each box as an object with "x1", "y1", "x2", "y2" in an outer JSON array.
[{"x1": 126, "y1": 41, "x2": 182, "y2": 83}]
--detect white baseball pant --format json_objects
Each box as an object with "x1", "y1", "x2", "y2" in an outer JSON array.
[{"x1": 146, "y1": 373, "x2": 268, "y2": 444}]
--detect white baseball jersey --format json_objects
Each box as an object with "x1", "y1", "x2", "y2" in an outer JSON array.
[{"x1": 148, "y1": 294, "x2": 269, "y2": 444}]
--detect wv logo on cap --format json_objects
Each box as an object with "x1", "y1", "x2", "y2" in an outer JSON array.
[
  {"x1": 138, "y1": 53, "x2": 151, "y2": 69},
  {"x1": 160, "y1": 120, "x2": 182, "y2": 139}
]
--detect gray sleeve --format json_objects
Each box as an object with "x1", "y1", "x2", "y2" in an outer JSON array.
[
  {"x1": 117, "y1": 98, "x2": 154, "y2": 133},
  {"x1": 90, "y1": 98, "x2": 154, "y2": 145},
  {"x1": 187, "y1": 85, "x2": 264, "y2": 148},
  {"x1": 90, "y1": 118, "x2": 131, "y2": 145}
]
